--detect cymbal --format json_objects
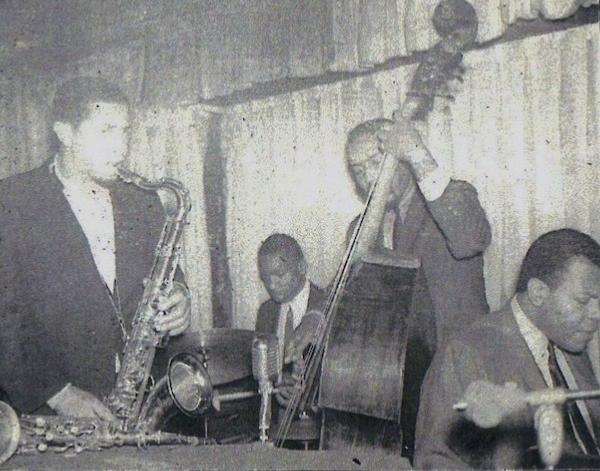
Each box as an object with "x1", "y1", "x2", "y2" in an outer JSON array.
[{"x1": 169, "y1": 329, "x2": 254, "y2": 386}]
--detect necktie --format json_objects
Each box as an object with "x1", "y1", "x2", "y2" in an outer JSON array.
[
  {"x1": 283, "y1": 306, "x2": 294, "y2": 348},
  {"x1": 547, "y1": 344, "x2": 599, "y2": 455}
]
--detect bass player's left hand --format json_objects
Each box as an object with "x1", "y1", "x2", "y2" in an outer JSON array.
[{"x1": 154, "y1": 281, "x2": 191, "y2": 336}]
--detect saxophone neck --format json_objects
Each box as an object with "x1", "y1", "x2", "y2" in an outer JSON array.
[{"x1": 117, "y1": 166, "x2": 191, "y2": 219}]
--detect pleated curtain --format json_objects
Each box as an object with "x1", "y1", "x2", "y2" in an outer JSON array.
[{"x1": 222, "y1": 24, "x2": 599, "y2": 331}]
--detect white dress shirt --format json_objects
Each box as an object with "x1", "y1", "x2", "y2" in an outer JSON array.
[
  {"x1": 53, "y1": 162, "x2": 117, "y2": 292},
  {"x1": 512, "y1": 296, "x2": 552, "y2": 385},
  {"x1": 48, "y1": 162, "x2": 118, "y2": 407},
  {"x1": 278, "y1": 279, "x2": 311, "y2": 336},
  {"x1": 277, "y1": 279, "x2": 311, "y2": 361}
]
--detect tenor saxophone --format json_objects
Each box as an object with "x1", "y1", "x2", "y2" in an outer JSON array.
[
  {"x1": 0, "y1": 169, "x2": 202, "y2": 464},
  {"x1": 105, "y1": 167, "x2": 192, "y2": 431},
  {"x1": 0, "y1": 400, "x2": 201, "y2": 464}
]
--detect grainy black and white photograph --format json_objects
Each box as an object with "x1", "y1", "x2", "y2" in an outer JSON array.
[{"x1": 0, "y1": 1, "x2": 598, "y2": 469}]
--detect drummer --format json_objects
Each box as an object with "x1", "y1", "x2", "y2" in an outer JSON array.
[{"x1": 255, "y1": 233, "x2": 327, "y2": 407}]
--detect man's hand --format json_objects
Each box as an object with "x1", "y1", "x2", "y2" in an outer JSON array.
[
  {"x1": 376, "y1": 114, "x2": 425, "y2": 162},
  {"x1": 284, "y1": 310, "x2": 324, "y2": 364},
  {"x1": 48, "y1": 384, "x2": 117, "y2": 423},
  {"x1": 376, "y1": 115, "x2": 438, "y2": 181},
  {"x1": 154, "y1": 281, "x2": 191, "y2": 336},
  {"x1": 275, "y1": 359, "x2": 304, "y2": 408}
]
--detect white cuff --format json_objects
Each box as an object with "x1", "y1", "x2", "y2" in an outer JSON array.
[
  {"x1": 47, "y1": 382, "x2": 72, "y2": 409},
  {"x1": 418, "y1": 166, "x2": 451, "y2": 202}
]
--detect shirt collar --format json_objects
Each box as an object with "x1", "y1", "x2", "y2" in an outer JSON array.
[
  {"x1": 51, "y1": 157, "x2": 108, "y2": 197},
  {"x1": 282, "y1": 278, "x2": 311, "y2": 319},
  {"x1": 512, "y1": 296, "x2": 550, "y2": 366},
  {"x1": 396, "y1": 183, "x2": 416, "y2": 222}
]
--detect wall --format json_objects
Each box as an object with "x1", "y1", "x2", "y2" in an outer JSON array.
[{"x1": 221, "y1": 24, "x2": 599, "y2": 329}]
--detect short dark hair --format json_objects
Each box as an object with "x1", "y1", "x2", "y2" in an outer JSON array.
[
  {"x1": 345, "y1": 118, "x2": 393, "y2": 160},
  {"x1": 51, "y1": 76, "x2": 129, "y2": 128},
  {"x1": 258, "y1": 233, "x2": 305, "y2": 266},
  {"x1": 516, "y1": 229, "x2": 600, "y2": 293}
]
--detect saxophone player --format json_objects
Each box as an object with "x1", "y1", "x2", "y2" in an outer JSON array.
[{"x1": 0, "y1": 77, "x2": 191, "y2": 421}]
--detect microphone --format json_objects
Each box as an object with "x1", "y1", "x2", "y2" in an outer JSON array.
[
  {"x1": 252, "y1": 334, "x2": 280, "y2": 443},
  {"x1": 454, "y1": 380, "x2": 600, "y2": 428},
  {"x1": 454, "y1": 381, "x2": 600, "y2": 469}
]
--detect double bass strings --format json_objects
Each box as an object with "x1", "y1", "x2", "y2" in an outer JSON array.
[
  {"x1": 275, "y1": 152, "x2": 391, "y2": 447},
  {"x1": 275, "y1": 0, "x2": 480, "y2": 445}
]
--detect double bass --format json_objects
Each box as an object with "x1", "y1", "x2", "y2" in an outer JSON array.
[{"x1": 275, "y1": 0, "x2": 480, "y2": 456}]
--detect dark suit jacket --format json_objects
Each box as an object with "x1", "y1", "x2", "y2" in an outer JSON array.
[
  {"x1": 255, "y1": 283, "x2": 327, "y2": 337},
  {"x1": 0, "y1": 162, "x2": 184, "y2": 413},
  {"x1": 415, "y1": 303, "x2": 600, "y2": 469},
  {"x1": 349, "y1": 179, "x2": 491, "y2": 348}
]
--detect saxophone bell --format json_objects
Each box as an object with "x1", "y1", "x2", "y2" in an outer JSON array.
[
  {"x1": 0, "y1": 401, "x2": 20, "y2": 465},
  {"x1": 167, "y1": 352, "x2": 213, "y2": 417}
]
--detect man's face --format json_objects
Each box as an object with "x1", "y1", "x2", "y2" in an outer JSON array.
[
  {"x1": 67, "y1": 101, "x2": 130, "y2": 183},
  {"x1": 539, "y1": 256, "x2": 600, "y2": 353},
  {"x1": 347, "y1": 134, "x2": 413, "y2": 206},
  {"x1": 258, "y1": 252, "x2": 306, "y2": 304}
]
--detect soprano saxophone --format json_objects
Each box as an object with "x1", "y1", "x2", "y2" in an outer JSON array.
[{"x1": 105, "y1": 167, "x2": 192, "y2": 431}]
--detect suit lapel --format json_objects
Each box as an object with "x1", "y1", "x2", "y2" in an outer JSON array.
[
  {"x1": 564, "y1": 350, "x2": 600, "y2": 437},
  {"x1": 268, "y1": 300, "x2": 282, "y2": 336},
  {"x1": 499, "y1": 305, "x2": 549, "y2": 391},
  {"x1": 41, "y1": 169, "x2": 114, "y2": 302},
  {"x1": 111, "y1": 183, "x2": 161, "y2": 323},
  {"x1": 393, "y1": 192, "x2": 427, "y2": 254},
  {"x1": 307, "y1": 283, "x2": 327, "y2": 313}
]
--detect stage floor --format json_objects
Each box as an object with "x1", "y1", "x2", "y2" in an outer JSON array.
[{"x1": 2, "y1": 443, "x2": 411, "y2": 470}]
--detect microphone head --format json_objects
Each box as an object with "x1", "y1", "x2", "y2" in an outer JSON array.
[
  {"x1": 252, "y1": 334, "x2": 280, "y2": 383},
  {"x1": 535, "y1": 404, "x2": 564, "y2": 468}
]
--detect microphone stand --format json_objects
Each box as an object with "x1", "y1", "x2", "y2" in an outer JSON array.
[{"x1": 258, "y1": 375, "x2": 273, "y2": 443}]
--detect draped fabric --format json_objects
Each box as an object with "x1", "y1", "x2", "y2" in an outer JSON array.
[
  {"x1": 128, "y1": 106, "x2": 214, "y2": 331},
  {"x1": 0, "y1": 74, "x2": 51, "y2": 179},
  {"x1": 222, "y1": 24, "x2": 599, "y2": 330},
  {"x1": 330, "y1": 0, "x2": 598, "y2": 71},
  {"x1": 1, "y1": 2, "x2": 596, "y2": 99},
  {"x1": 0, "y1": 22, "x2": 596, "y2": 336}
]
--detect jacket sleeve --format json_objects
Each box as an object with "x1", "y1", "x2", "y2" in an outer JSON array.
[
  {"x1": 415, "y1": 339, "x2": 481, "y2": 469},
  {"x1": 0, "y1": 212, "x2": 68, "y2": 412},
  {"x1": 415, "y1": 338, "x2": 535, "y2": 470},
  {"x1": 255, "y1": 302, "x2": 270, "y2": 334},
  {"x1": 424, "y1": 180, "x2": 492, "y2": 260}
]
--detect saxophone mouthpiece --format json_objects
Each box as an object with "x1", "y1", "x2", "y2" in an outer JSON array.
[{"x1": 116, "y1": 165, "x2": 137, "y2": 183}]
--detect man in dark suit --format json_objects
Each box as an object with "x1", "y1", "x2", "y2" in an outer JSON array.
[
  {"x1": 346, "y1": 116, "x2": 491, "y2": 459},
  {"x1": 0, "y1": 77, "x2": 191, "y2": 420},
  {"x1": 255, "y1": 233, "x2": 327, "y2": 408},
  {"x1": 416, "y1": 229, "x2": 600, "y2": 469},
  {"x1": 347, "y1": 116, "x2": 491, "y2": 350}
]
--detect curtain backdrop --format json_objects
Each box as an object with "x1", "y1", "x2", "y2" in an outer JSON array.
[
  {"x1": 0, "y1": 23, "x2": 597, "y2": 335},
  {"x1": 2, "y1": 2, "x2": 596, "y2": 99},
  {"x1": 329, "y1": 0, "x2": 598, "y2": 71},
  {"x1": 222, "y1": 24, "x2": 599, "y2": 331},
  {"x1": 128, "y1": 106, "x2": 214, "y2": 331}
]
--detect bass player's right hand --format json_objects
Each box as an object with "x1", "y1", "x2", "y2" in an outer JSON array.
[{"x1": 47, "y1": 384, "x2": 117, "y2": 423}]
